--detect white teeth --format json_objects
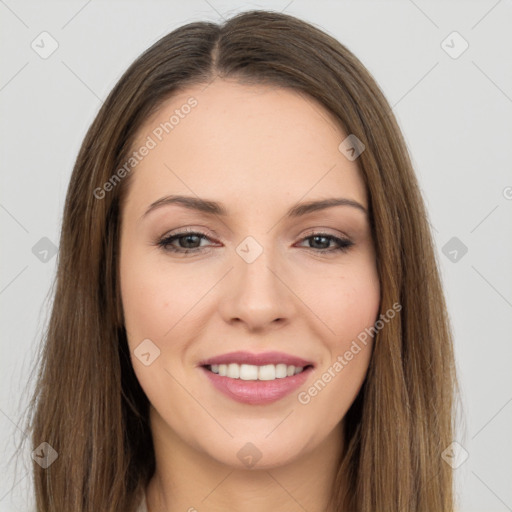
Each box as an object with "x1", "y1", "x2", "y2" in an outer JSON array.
[
  {"x1": 228, "y1": 363, "x2": 240, "y2": 378},
  {"x1": 207, "y1": 363, "x2": 307, "y2": 380},
  {"x1": 258, "y1": 364, "x2": 275, "y2": 381},
  {"x1": 240, "y1": 364, "x2": 259, "y2": 380},
  {"x1": 275, "y1": 364, "x2": 287, "y2": 378}
]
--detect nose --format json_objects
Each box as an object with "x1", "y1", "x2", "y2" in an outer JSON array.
[{"x1": 218, "y1": 245, "x2": 295, "y2": 332}]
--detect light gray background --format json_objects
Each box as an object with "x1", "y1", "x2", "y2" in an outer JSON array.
[{"x1": 1, "y1": 1, "x2": 511, "y2": 511}]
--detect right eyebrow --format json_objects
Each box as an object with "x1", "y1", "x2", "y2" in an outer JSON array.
[{"x1": 141, "y1": 195, "x2": 226, "y2": 219}]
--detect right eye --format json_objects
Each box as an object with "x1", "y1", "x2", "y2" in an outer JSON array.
[{"x1": 157, "y1": 229, "x2": 215, "y2": 254}]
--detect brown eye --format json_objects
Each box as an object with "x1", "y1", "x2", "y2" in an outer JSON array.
[
  {"x1": 157, "y1": 230, "x2": 214, "y2": 254},
  {"x1": 156, "y1": 230, "x2": 354, "y2": 256},
  {"x1": 298, "y1": 233, "x2": 354, "y2": 253}
]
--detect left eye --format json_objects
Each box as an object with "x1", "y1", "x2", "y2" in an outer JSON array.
[
  {"x1": 297, "y1": 233, "x2": 353, "y2": 252},
  {"x1": 156, "y1": 231, "x2": 353, "y2": 254}
]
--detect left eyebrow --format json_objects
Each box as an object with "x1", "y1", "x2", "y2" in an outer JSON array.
[
  {"x1": 140, "y1": 194, "x2": 368, "y2": 221},
  {"x1": 286, "y1": 197, "x2": 368, "y2": 218}
]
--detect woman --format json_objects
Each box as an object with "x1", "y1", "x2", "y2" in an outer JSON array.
[{"x1": 20, "y1": 9, "x2": 458, "y2": 512}]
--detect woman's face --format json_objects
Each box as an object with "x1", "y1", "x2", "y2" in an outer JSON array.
[{"x1": 119, "y1": 79, "x2": 380, "y2": 469}]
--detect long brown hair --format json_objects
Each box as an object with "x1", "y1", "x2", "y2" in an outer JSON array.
[{"x1": 15, "y1": 9, "x2": 458, "y2": 511}]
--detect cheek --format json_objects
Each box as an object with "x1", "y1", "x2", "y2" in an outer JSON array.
[
  {"x1": 329, "y1": 262, "x2": 380, "y2": 377},
  {"x1": 293, "y1": 251, "x2": 381, "y2": 348},
  {"x1": 119, "y1": 251, "x2": 203, "y2": 406},
  {"x1": 294, "y1": 256, "x2": 380, "y2": 413},
  {"x1": 333, "y1": 272, "x2": 381, "y2": 345},
  {"x1": 120, "y1": 266, "x2": 169, "y2": 341},
  {"x1": 120, "y1": 247, "x2": 206, "y2": 342}
]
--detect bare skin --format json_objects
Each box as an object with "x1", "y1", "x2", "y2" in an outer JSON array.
[{"x1": 119, "y1": 78, "x2": 380, "y2": 512}]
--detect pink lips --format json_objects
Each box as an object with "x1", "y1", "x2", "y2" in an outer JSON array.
[
  {"x1": 198, "y1": 351, "x2": 315, "y2": 405},
  {"x1": 197, "y1": 350, "x2": 314, "y2": 368},
  {"x1": 200, "y1": 366, "x2": 314, "y2": 405}
]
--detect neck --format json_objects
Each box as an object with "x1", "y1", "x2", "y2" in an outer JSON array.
[{"x1": 145, "y1": 406, "x2": 344, "y2": 512}]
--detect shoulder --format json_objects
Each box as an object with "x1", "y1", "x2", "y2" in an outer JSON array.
[{"x1": 135, "y1": 491, "x2": 148, "y2": 512}]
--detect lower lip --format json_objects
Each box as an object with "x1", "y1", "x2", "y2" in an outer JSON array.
[{"x1": 200, "y1": 366, "x2": 314, "y2": 405}]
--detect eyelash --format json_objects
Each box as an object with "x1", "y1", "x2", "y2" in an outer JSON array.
[{"x1": 156, "y1": 228, "x2": 354, "y2": 255}]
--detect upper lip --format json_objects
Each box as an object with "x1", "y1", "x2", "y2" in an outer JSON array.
[{"x1": 198, "y1": 351, "x2": 315, "y2": 368}]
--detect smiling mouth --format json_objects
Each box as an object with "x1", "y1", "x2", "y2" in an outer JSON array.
[{"x1": 203, "y1": 363, "x2": 314, "y2": 381}]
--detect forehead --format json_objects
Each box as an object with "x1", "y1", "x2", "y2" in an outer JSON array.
[{"x1": 124, "y1": 79, "x2": 367, "y2": 217}]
